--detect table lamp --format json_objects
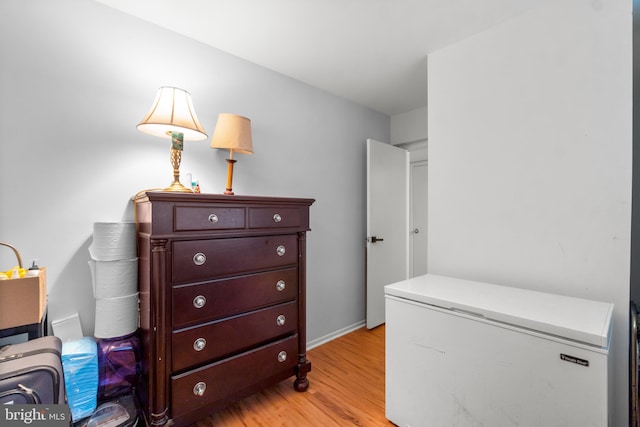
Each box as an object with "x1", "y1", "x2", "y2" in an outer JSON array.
[
  {"x1": 137, "y1": 86, "x2": 208, "y2": 192},
  {"x1": 210, "y1": 113, "x2": 253, "y2": 195}
]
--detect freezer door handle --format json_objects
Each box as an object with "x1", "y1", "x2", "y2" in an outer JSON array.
[{"x1": 451, "y1": 307, "x2": 486, "y2": 319}]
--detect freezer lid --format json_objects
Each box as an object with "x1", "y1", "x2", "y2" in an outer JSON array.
[{"x1": 384, "y1": 274, "x2": 614, "y2": 348}]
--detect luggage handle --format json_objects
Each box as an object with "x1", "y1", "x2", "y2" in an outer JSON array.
[
  {"x1": 0, "y1": 386, "x2": 40, "y2": 404},
  {"x1": 0, "y1": 242, "x2": 23, "y2": 269},
  {"x1": 18, "y1": 384, "x2": 42, "y2": 404}
]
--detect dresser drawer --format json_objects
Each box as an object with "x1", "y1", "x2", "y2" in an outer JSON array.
[
  {"x1": 175, "y1": 206, "x2": 245, "y2": 231},
  {"x1": 172, "y1": 301, "x2": 298, "y2": 372},
  {"x1": 172, "y1": 268, "x2": 297, "y2": 328},
  {"x1": 249, "y1": 207, "x2": 304, "y2": 229},
  {"x1": 171, "y1": 335, "x2": 298, "y2": 418},
  {"x1": 172, "y1": 235, "x2": 298, "y2": 283}
]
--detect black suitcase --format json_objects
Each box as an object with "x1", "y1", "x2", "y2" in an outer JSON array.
[{"x1": 0, "y1": 336, "x2": 66, "y2": 404}]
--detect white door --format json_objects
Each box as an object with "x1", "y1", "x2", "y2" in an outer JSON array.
[
  {"x1": 366, "y1": 139, "x2": 409, "y2": 329},
  {"x1": 410, "y1": 161, "x2": 428, "y2": 277}
]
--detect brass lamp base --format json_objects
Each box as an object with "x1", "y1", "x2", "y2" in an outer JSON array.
[
  {"x1": 164, "y1": 180, "x2": 193, "y2": 193},
  {"x1": 163, "y1": 143, "x2": 193, "y2": 193}
]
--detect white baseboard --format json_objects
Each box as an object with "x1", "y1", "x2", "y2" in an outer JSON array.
[{"x1": 307, "y1": 320, "x2": 366, "y2": 350}]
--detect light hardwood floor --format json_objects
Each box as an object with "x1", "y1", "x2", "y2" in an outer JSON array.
[{"x1": 192, "y1": 325, "x2": 391, "y2": 426}]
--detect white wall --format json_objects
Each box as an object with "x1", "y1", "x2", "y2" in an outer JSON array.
[
  {"x1": 428, "y1": 1, "x2": 631, "y2": 425},
  {"x1": 391, "y1": 106, "x2": 428, "y2": 165},
  {"x1": 391, "y1": 106, "x2": 427, "y2": 145},
  {"x1": 631, "y1": 0, "x2": 640, "y2": 312},
  {"x1": 0, "y1": 0, "x2": 389, "y2": 344}
]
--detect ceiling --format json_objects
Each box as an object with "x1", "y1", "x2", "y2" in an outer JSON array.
[{"x1": 96, "y1": 0, "x2": 541, "y2": 116}]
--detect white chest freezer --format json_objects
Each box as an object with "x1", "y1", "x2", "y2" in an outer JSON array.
[{"x1": 385, "y1": 274, "x2": 614, "y2": 427}]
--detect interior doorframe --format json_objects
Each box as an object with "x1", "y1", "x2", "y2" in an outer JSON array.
[
  {"x1": 396, "y1": 140, "x2": 428, "y2": 278},
  {"x1": 410, "y1": 159, "x2": 428, "y2": 277}
]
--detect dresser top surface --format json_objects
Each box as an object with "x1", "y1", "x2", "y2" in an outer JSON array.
[{"x1": 133, "y1": 191, "x2": 315, "y2": 206}]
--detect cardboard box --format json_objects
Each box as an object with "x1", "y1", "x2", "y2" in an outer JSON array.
[{"x1": 0, "y1": 267, "x2": 46, "y2": 329}]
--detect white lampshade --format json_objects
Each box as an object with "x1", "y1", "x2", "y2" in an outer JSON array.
[
  {"x1": 137, "y1": 87, "x2": 207, "y2": 141},
  {"x1": 209, "y1": 114, "x2": 253, "y2": 154}
]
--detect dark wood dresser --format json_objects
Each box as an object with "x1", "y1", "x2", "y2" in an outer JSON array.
[{"x1": 133, "y1": 192, "x2": 314, "y2": 426}]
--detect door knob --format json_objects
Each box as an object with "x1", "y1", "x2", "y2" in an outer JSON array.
[{"x1": 369, "y1": 236, "x2": 384, "y2": 243}]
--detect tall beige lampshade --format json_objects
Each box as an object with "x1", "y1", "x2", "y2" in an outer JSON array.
[
  {"x1": 210, "y1": 113, "x2": 253, "y2": 195},
  {"x1": 137, "y1": 86, "x2": 207, "y2": 192}
]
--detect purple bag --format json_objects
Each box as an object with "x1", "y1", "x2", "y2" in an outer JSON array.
[{"x1": 96, "y1": 332, "x2": 141, "y2": 400}]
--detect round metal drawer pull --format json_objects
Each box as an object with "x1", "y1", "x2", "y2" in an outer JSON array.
[
  {"x1": 208, "y1": 213, "x2": 218, "y2": 224},
  {"x1": 193, "y1": 295, "x2": 206, "y2": 309},
  {"x1": 193, "y1": 252, "x2": 206, "y2": 266},
  {"x1": 276, "y1": 280, "x2": 286, "y2": 291},
  {"x1": 276, "y1": 315, "x2": 286, "y2": 326},
  {"x1": 277, "y1": 351, "x2": 287, "y2": 363},
  {"x1": 276, "y1": 245, "x2": 286, "y2": 256},
  {"x1": 193, "y1": 338, "x2": 207, "y2": 351},
  {"x1": 193, "y1": 382, "x2": 206, "y2": 396},
  {"x1": 273, "y1": 213, "x2": 282, "y2": 223}
]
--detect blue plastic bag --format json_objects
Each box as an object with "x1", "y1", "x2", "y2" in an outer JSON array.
[{"x1": 62, "y1": 337, "x2": 98, "y2": 422}]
